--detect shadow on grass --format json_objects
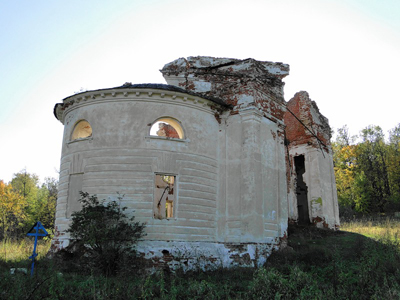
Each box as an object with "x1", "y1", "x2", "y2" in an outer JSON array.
[
  {"x1": 264, "y1": 224, "x2": 400, "y2": 299},
  {"x1": 1, "y1": 225, "x2": 400, "y2": 299}
]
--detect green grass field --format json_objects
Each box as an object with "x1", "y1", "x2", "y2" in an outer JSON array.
[
  {"x1": 1, "y1": 219, "x2": 400, "y2": 299},
  {"x1": 342, "y1": 217, "x2": 400, "y2": 241}
]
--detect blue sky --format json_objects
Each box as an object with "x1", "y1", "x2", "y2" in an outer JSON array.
[{"x1": 1, "y1": 0, "x2": 399, "y2": 183}]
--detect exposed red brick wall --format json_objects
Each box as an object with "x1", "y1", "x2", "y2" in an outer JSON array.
[
  {"x1": 156, "y1": 123, "x2": 180, "y2": 139},
  {"x1": 283, "y1": 91, "x2": 331, "y2": 151},
  {"x1": 161, "y1": 57, "x2": 289, "y2": 121}
]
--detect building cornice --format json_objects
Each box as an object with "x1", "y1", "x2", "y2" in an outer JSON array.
[{"x1": 54, "y1": 84, "x2": 231, "y2": 124}]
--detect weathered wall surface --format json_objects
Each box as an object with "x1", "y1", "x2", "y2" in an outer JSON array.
[
  {"x1": 288, "y1": 145, "x2": 340, "y2": 228},
  {"x1": 160, "y1": 56, "x2": 290, "y2": 243},
  {"x1": 161, "y1": 56, "x2": 289, "y2": 121},
  {"x1": 218, "y1": 109, "x2": 288, "y2": 244},
  {"x1": 284, "y1": 91, "x2": 340, "y2": 228},
  {"x1": 284, "y1": 91, "x2": 331, "y2": 149},
  {"x1": 135, "y1": 241, "x2": 278, "y2": 272},
  {"x1": 161, "y1": 56, "x2": 290, "y2": 245},
  {"x1": 52, "y1": 57, "x2": 340, "y2": 270},
  {"x1": 53, "y1": 86, "x2": 224, "y2": 250},
  {"x1": 53, "y1": 82, "x2": 289, "y2": 269}
]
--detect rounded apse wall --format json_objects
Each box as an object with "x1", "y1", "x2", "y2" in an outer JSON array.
[{"x1": 55, "y1": 86, "x2": 223, "y2": 245}]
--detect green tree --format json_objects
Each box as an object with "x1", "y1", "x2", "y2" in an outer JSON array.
[
  {"x1": 0, "y1": 181, "x2": 26, "y2": 238},
  {"x1": 9, "y1": 171, "x2": 58, "y2": 235},
  {"x1": 35, "y1": 177, "x2": 58, "y2": 230},
  {"x1": 387, "y1": 124, "x2": 400, "y2": 204},
  {"x1": 356, "y1": 126, "x2": 391, "y2": 212},
  {"x1": 11, "y1": 171, "x2": 39, "y2": 226},
  {"x1": 332, "y1": 126, "x2": 358, "y2": 216},
  {"x1": 10, "y1": 170, "x2": 39, "y2": 199},
  {"x1": 34, "y1": 183, "x2": 57, "y2": 231},
  {"x1": 333, "y1": 125, "x2": 400, "y2": 215}
]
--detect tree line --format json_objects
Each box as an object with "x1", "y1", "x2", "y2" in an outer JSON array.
[
  {"x1": 333, "y1": 124, "x2": 400, "y2": 217},
  {"x1": 0, "y1": 171, "x2": 57, "y2": 239}
]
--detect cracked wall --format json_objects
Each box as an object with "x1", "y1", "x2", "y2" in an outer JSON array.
[
  {"x1": 52, "y1": 57, "x2": 339, "y2": 271},
  {"x1": 284, "y1": 92, "x2": 340, "y2": 229},
  {"x1": 161, "y1": 56, "x2": 289, "y2": 121}
]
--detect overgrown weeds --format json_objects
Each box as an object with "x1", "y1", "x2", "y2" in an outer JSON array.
[
  {"x1": 1, "y1": 218, "x2": 400, "y2": 299},
  {"x1": 1, "y1": 238, "x2": 51, "y2": 263}
]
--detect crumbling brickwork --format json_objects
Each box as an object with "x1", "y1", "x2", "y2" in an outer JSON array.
[
  {"x1": 283, "y1": 91, "x2": 339, "y2": 229},
  {"x1": 156, "y1": 123, "x2": 180, "y2": 139},
  {"x1": 52, "y1": 56, "x2": 339, "y2": 272},
  {"x1": 161, "y1": 56, "x2": 289, "y2": 121},
  {"x1": 284, "y1": 91, "x2": 331, "y2": 150}
]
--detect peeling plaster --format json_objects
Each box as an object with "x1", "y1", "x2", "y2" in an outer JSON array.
[
  {"x1": 135, "y1": 241, "x2": 277, "y2": 272},
  {"x1": 52, "y1": 56, "x2": 340, "y2": 271}
]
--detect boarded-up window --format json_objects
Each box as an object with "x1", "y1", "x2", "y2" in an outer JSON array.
[
  {"x1": 154, "y1": 174, "x2": 175, "y2": 219},
  {"x1": 66, "y1": 173, "x2": 83, "y2": 218}
]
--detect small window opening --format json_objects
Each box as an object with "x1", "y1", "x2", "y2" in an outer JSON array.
[
  {"x1": 154, "y1": 174, "x2": 175, "y2": 219},
  {"x1": 71, "y1": 120, "x2": 92, "y2": 141},
  {"x1": 294, "y1": 155, "x2": 310, "y2": 225},
  {"x1": 150, "y1": 118, "x2": 184, "y2": 139}
]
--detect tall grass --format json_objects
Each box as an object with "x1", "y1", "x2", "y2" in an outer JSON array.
[
  {"x1": 341, "y1": 216, "x2": 400, "y2": 242},
  {"x1": 0, "y1": 238, "x2": 51, "y2": 262},
  {"x1": 1, "y1": 222, "x2": 400, "y2": 299}
]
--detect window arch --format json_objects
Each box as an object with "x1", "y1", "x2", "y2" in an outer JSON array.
[
  {"x1": 71, "y1": 120, "x2": 92, "y2": 141},
  {"x1": 150, "y1": 118, "x2": 184, "y2": 139}
]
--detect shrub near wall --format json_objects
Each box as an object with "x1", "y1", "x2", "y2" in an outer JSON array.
[{"x1": 64, "y1": 192, "x2": 146, "y2": 276}]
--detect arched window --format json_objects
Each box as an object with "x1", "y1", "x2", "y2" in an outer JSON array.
[
  {"x1": 71, "y1": 120, "x2": 92, "y2": 141},
  {"x1": 150, "y1": 118, "x2": 184, "y2": 139}
]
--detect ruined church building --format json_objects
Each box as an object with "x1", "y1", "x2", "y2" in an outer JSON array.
[{"x1": 53, "y1": 57, "x2": 340, "y2": 270}]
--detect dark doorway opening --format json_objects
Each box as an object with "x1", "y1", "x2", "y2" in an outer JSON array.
[{"x1": 295, "y1": 155, "x2": 310, "y2": 225}]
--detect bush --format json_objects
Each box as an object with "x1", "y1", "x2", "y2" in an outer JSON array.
[{"x1": 66, "y1": 192, "x2": 146, "y2": 276}]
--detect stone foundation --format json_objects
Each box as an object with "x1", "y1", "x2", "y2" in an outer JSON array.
[{"x1": 135, "y1": 241, "x2": 279, "y2": 273}]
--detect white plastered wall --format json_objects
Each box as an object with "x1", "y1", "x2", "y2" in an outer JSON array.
[
  {"x1": 288, "y1": 144, "x2": 340, "y2": 228},
  {"x1": 55, "y1": 89, "x2": 222, "y2": 248},
  {"x1": 219, "y1": 107, "x2": 288, "y2": 243},
  {"x1": 54, "y1": 88, "x2": 290, "y2": 265}
]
